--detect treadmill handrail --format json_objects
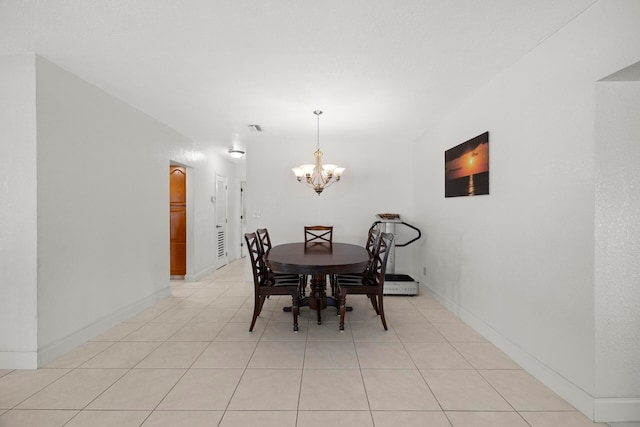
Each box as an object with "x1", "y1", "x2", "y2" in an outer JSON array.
[{"x1": 370, "y1": 220, "x2": 421, "y2": 247}]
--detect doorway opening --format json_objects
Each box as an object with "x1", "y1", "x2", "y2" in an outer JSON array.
[{"x1": 170, "y1": 165, "x2": 187, "y2": 278}]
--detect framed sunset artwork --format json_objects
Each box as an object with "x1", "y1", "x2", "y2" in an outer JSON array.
[{"x1": 445, "y1": 131, "x2": 489, "y2": 197}]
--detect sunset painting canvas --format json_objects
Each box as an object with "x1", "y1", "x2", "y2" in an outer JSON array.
[{"x1": 445, "y1": 131, "x2": 489, "y2": 197}]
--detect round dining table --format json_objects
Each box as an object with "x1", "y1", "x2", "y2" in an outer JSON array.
[{"x1": 266, "y1": 242, "x2": 369, "y2": 325}]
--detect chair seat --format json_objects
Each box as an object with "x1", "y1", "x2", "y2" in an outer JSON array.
[{"x1": 267, "y1": 276, "x2": 302, "y2": 286}]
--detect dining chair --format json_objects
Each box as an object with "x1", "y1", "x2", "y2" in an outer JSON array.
[
  {"x1": 245, "y1": 232, "x2": 300, "y2": 332},
  {"x1": 332, "y1": 227, "x2": 380, "y2": 295},
  {"x1": 256, "y1": 228, "x2": 302, "y2": 284},
  {"x1": 304, "y1": 225, "x2": 333, "y2": 249},
  {"x1": 336, "y1": 231, "x2": 394, "y2": 331},
  {"x1": 302, "y1": 225, "x2": 334, "y2": 305}
]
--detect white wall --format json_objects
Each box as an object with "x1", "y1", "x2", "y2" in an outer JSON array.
[
  {"x1": 0, "y1": 55, "x2": 239, "y2": 368},
  {"x1": 594, "y1": 79, "x2": 640, "y2": 420},
  {"x1": 246, "y1": 133, "x2": 414, "y2": 273},
  {"x1": 0, "y1": 54, "x2": 38, "y2": 368},
  {"x1": 412, "y1": 0, "x2": 640, "y2": 422}
]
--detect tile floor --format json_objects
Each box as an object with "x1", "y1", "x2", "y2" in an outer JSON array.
[{"x1": 0, "y1": 259, "x2": 607, "y2": 426}]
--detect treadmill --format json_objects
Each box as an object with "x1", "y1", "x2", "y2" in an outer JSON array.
[{"x1": 372, "y1": 213, "x2": 422, "y2": 295}]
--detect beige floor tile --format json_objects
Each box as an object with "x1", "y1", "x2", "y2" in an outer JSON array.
[
  {"x1": 383, "y1": 306, "x2": 430, "y2": 323},
  {"x1": 299, "y1": 369, "x2": 369, "y2": 410},
  {"x1": 520, "y1": 411, "x2": 608, "y2": 426},
  {"x1": 297, "y1": 410, "x2": 374, "y2": 427},
  {"x1": 446, "y1": 411, "x2": 530, "y2": 426},
  {"x1": 248, "y1": 340, "x2": 306, "y2": 368},
  {"x1": 409, "y1": 295, "x2": 446, "y2": 310},
  {"x1": 44, "y1": 341, "x2": 113, "y2": 369},
  {"x1": 0, "y1": 409, "x2": 78, "y2": 427},
  {"x1": 307, "y1": 321, "x2": 353, "y2": 341},
  {"x1": 432, "y1": 322, "x2": 487, "y2": 342},
  {"x1": 350, "y1": 321, "x2": 400, "y2": 342},
  {"x1": 167, "y1": 322, "x2": 225, "y2": 341},
  {"x1": 170, "y1": 288, "x2": 198, "y2": 298},
  {"x1": 227, "y1": 369, "x2": 301, "y2": 410},
  {"x1": 391, "y1": 322, "x2": 447, "y2": 342},
  {"x1": 304, "y1": 341, "x2": 359, "y2": 369},
  {"x1": 268, "y1": 306, "x2": 311, "y2": 323},
  {"x1": 63, "y1": 410, "x2": 150, "y2": 427},
  {"x1": 453, "y1": 342, "x2": 521, "y2": 369},
  {"x1": 209, "y1": 295, "x2": 249, "y2": 308},
  {"x1": 404, "y1": 342, "x2": 473, "y2": 369},
  {"x1": 421, "y1": 369, "x2": 511, "y2": 411},
  {"x1": 157, "y1": 369, "x2": 243, "y2": 410},
  {"x1": 17, "y1": 369, "x2": 127, "y2": 409},
  {"x1": 355, "y1": 342, "x2": 416, "y2": 368},
  {"x1": 142, "y1": 410, "x2": 224, "y2": 426},
  {"x1": 192, "y1": 307, "x2": 240, "y2": 322},
  {"x1": 220, "y1": 410, "x2": 297, "y2": 427},
  {"x1": 343, "y1": 303, "x2": 383, "y2": 323},
  {"x1": 151, "y1": 308, "x2": 202, "y2": 323},
  {"x1": 136, "y1": 341, "x2": 208, "y2": 368},
  {"x1": 192, "y1": 341, "x2": 258, "y2": 368},
  {"x1": 221, "y1": 285, "x2": 252, "y2": 297},
  {"x1": 0, "y1": 370, "x2": 12, "y2": 379},
  {"x1": 362, "y1": 369, "x2": 440, "y2": 410},
  {"x1": 0, "y1": 369, "x2": 69, "y2": 408},
  {"x1": 261, "y1": 320, "x2": 308, "y2": 340},
  {"x1": 229, "y1": 307, "x2": 258, "y2": 322},
  {"x1": 214, "y1": 321, "x2": 265, "y2": 341},
  {"x1": 151, "y1": 296, "x2": 182, "y2": 309},
  {"x1": 126, "y1": 307, "x2": 166, "y2": 323},
  {"x1": 91, "y1": 322, "x2": 144, "y2": 341},
  {"x1": 480, "y1": 370, "x2": 575, "y2": 410},
  {"x1": 80, "y1": 342, "x2": 161, "y2": 368},
  {"x1": 372, "y1": 410, "x2": 451, "y2": 427},
  {"x1": 87, "y1": 369, "x2": 183, "y2": 410},
  {"x1": 175, "y1": 295, "x2": 218, "y2": 308},
  {"x1": 419, "y1": 308, "x2": 461, "y2": 323},
  {"x1": 120, "y1": 322, "x2": 186, "y2": 341}
]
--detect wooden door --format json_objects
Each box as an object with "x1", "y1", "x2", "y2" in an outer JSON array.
[{"x1": 170, "y1": 166, "x2": 186, "y2": 276}]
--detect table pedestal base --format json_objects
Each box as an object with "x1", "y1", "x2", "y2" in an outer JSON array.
[{"x1": 283, "y1": 273, "x2": 352, "y2": 324}]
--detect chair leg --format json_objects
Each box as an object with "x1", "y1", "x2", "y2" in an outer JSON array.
[
  {"x1": 257, "y1": 295, "x2": 266, "y2": 316},
  {"x1": 368, "y1": 295, "x2": 378, "y2": 314},
  {"x1": 338, "y1": 288, "x2": 347, "y2": 331},
  {"x1": 377, "y1": 293, "x2": 388, "y2": 331},
  {"x1": 291, "y1": 294, "x2": 299, "y2": 332},
  {"x1": 249, "y1": 295, "x2": 262, "y2": 332}
]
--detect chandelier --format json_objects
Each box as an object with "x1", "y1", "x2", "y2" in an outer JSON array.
[{"x1": 292, "y1": 110, "x2": 345, "y2": 195}]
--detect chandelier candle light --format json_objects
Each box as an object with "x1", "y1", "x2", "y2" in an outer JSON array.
[{"x1": 292, "y1": 110, "x2": 345, "y2": 195}]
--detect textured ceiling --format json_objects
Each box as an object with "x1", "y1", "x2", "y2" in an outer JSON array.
[{"x1": 0, "y1": 0, "x2": 596, "y2": 158}]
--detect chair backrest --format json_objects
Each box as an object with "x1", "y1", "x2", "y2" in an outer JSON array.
[
  {"x1": 304, "y1": 225, "x2": 333, "y2": 248},
  {"x1": 256, "y1": 228, "x2": 272, "y2": 254},
  {"x1": 370, "y1": 232, "x2": 394, "y2": 289},
  {"x1": 360, "y1": 227, "x2": 381, "y2": 278},
  {"x1": 365, "y1": 227, "x2": 381, "y2": 256},
  {"x1": 245, "y1": 232, "x2": 269, "y2": 288}
]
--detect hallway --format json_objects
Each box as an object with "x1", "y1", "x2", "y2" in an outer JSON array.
[{"x1": 0, "y1": 260, "x2": 604, "y2": 426}]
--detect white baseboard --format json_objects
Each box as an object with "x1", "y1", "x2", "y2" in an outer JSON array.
[
  {"x1": 594, "y1": 398, "x2": 640, "y2": 423},
  {"x1": 36, "y1": 287, "x2": 171, "y2": 368},
  {"x1": 420, "y1": 281, "x2": 596, "y2": 420},
  {"x1": 185, "y1": 264, "x2": 217, "y2": 282},
  {"x1": 0, "y1": 351, "x2": 38, "y2": 369}
]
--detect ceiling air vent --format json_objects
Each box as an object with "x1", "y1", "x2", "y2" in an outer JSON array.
[{"x1": 248, "y1": 124, "x2": 262, "y2": 132}]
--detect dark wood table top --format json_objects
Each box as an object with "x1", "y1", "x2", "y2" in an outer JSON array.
[{"x1": 267, "y1": 242, "x2": 369, "y2": 275}]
